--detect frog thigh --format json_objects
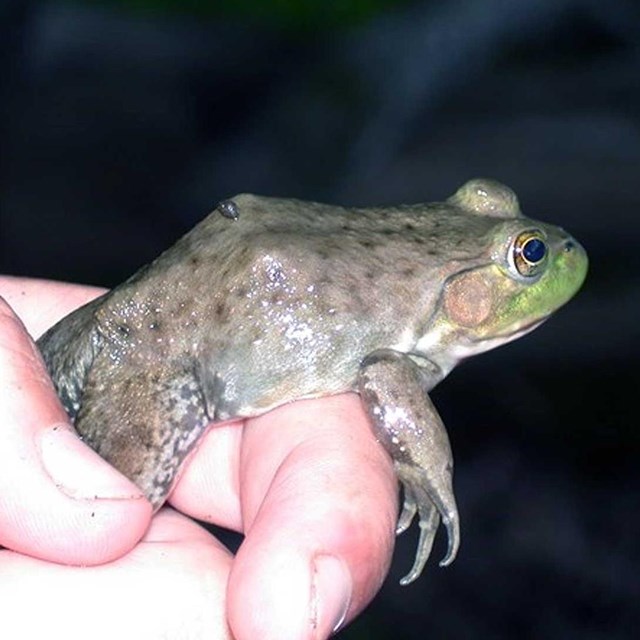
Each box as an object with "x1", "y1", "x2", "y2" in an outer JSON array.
[
  {"x1": 74, "y1": 352, "x2": 211, "y2": 510},
  {"x1": 357, "y1": 349, "x2": 460, "y2": 585}
]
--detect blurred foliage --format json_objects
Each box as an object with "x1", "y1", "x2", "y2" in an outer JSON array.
[{"x1": 91, "y1": 0, "x2": 412, "y2": 29}]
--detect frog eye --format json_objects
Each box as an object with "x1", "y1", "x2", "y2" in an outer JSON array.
[{"x1": 511, "y1": 230, "x2": 548, "y2": 278}]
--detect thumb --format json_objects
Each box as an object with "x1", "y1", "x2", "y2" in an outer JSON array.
[{"x1": 0, "y1": 297, "x2": 152, "y2": 564}]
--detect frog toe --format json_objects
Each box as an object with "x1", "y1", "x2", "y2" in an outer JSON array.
[
  {"x1": 396, "y1": 484, "x2": 418, "y2": 534},
  {"x1": 438, "y1": 507, "x2": 460, "y2": 567},
  {"x1": 399, "y1": 500, "x2": 439, "y2": 585}
]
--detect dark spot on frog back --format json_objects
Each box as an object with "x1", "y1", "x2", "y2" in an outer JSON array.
[
  {"x1": 358, "y1": 238, "x2": 378, "y2": 250},
  {"x1": 234, "y1": 286, "x2": 248, "y2": 300},
  {"x1": 214, "y1": 301, "x2": 229, "y2": 322},
  {"x1": 269, "y1": 291, "x2": 286, "y2": 305},
  {"x1": 402, "y1": 267, "x2": 416, "y2": 278},
  {"x1": 233, "y1": 245, "x2": 253, "y2": 265},
  {"x1": 116, "y1": 323, "x2": 131, "y2": 337}
]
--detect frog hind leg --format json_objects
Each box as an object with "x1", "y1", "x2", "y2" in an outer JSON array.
[
  {"x1": 358, "y1": 349, "x2": 460, "y2": 585},
  {"x1": 74, "y1": 352, "x2": 211, "y2": 510},
  {"x1": 37, "y1": 296, "x2": 107, "y2": 421}
]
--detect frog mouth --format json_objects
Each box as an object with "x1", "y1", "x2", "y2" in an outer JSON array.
[
  {"x1": 494, "y1": 316, "x2": 549, "y2": 342},
  {"x1": 464, "y1": 315, "x2": 550, "y2": 354}
]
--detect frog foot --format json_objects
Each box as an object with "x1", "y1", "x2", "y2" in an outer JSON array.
[{"x1": 395, "y1": 462, "x2": 460, "y2": 585}]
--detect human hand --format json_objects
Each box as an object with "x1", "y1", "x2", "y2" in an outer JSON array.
[{"x1": 0, "y1": 276, "x2": 398, "y2": 639}]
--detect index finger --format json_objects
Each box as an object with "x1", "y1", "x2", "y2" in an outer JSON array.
[{"x1": 183, "y1": 394, "x2": 399, "y2": 640}]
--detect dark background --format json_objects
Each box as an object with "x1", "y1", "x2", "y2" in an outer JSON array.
[{"x1": 1, "y1": 1, "x2": 638, "y2": 638}]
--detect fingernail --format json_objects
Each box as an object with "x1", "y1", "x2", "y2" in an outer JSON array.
[
  {"x1": 311, "y1": 554, "x2": 353, "y2": 636},
  {"x1": 39, "y1": 423, "x2": 144, "y2": 501}
]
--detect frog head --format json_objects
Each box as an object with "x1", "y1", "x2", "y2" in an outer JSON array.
[{"x1": 418, "y1": 179, "x2": 588, "y2": 370}]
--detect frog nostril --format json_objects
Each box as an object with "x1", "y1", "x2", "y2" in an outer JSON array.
[{"x1": 563, "y1": 240, "x2": 576, "y2": 252}]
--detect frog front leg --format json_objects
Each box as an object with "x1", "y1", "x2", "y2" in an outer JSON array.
[{"x1": 357, "y1": 349, "x2": 460, "y2": 585}]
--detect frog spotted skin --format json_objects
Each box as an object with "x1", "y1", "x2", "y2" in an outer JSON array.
[{"x1": 37, "y1": 179, "x2": 588, "y2": 584}]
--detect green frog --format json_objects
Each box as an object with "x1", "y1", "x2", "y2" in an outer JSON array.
[{"x1": 37, "y1": 178, "x2": 588, "y2": 584}]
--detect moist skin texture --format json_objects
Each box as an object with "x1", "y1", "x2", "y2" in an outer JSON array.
[{"x1": 38, "y1": 178, "x2": 588, "y2": 584}]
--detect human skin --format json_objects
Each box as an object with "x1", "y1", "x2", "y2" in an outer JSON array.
[{"x1": 0, "y1": 275, "x2": 397, "y2": 639}]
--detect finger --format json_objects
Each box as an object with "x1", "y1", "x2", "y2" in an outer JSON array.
[
  {"x1": 0, "y1": 297, "x2": 152, "y2": 564},
  {"x1": 0, "y1": 509, "x2": 233, "y2": 639},
  {"x1": 0, "y1": 275, "x2": 105, "y2": 338},
  {"x1": 228, "y1": 394, "x2": 398, "y2": 640},
  {"x1": 168, "y1": 418, "x2": 244, "y2": 531}
]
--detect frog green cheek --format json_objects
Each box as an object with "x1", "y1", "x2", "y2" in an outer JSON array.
[{"x1": 499, "y1": 237, "x2": 588, "y2": 333}]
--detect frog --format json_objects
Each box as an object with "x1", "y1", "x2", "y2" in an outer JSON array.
[{"x1": 37, "y1": 178, "x2": 588, "y2": 585}]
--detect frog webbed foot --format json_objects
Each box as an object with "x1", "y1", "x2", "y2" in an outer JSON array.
[{"x1": 358, "y1": 349, "x2": 460, "y2": 585}]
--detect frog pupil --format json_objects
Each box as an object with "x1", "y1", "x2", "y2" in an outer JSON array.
[{"x1": 522, "y1": 237, "x2": 546, "y2": 263}]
